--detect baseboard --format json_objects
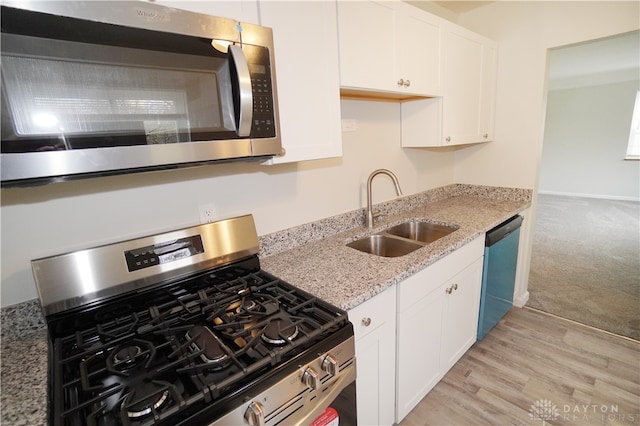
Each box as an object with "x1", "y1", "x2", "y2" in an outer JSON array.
[
  {"x1": 513, "y1": 291, "x2": 529, "y2": 308},
  {"x1": 538, "y1": 190, "x2": 640, "y2": 202}
]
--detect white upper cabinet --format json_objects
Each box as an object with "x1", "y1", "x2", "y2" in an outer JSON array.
[
  {"x1": 259, "y1": 1, "x2": 343, "y2": 163},
  {"x1": 337, "y1": 0, "x2": 441, "y2": 98},
  {"x1": 479, "y1": 41, "x2": 497, "y2": 143},
  {"x1": 401, "y1": 22, "x2": 497, "y2": 147},
  {"x1": 337, "y1": 1, "x2": 396, "y2": 94},
  {"x1": 395, "y1": 3, "x2": 442, "y2": 96},
  {"x1": 155, "y1": 1, "x2": 259, "y2": 23},
  {"x1": 441, "y1": 22, "x2": 497, "y2": 145}
]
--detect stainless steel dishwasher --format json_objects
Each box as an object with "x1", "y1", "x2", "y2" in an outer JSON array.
[{"x1": 477, "y1": 215, "x2": 524, "y2": 340}]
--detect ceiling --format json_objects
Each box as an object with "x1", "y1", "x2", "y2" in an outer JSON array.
[{"x1": 548, "y1": 30, "x2": 640, "y2": 89}]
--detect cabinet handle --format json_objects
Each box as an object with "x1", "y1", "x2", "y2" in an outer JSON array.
[
  {"x1": 445, "y1": 136, "x2": 451, "y2": 143},
  {"x1": 483, "y1": 133, "x2": 489, "y2": 139},
  {"x1": 397, "y1": 78, "x2": 405, "y2": 87},
  {"x1": 361, "y1": 317, "x2": 372, "y2": 327},
  {"x1": 404, "y1": 79, "x2": 411, "y2": 87},
  {"x1": 453, "y1": 283, "x2": 458, "y2": 291},
  {"x1": 445, "y1": 286, "x2": 453, "y2": 295}
]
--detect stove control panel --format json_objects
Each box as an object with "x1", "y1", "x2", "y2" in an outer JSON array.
[
  {"x1": 124, "y1": 235, "x2": 204, "y2": 272},
  {"x1": 217, "y1": 336, "x2": 356, "y2": 426}
]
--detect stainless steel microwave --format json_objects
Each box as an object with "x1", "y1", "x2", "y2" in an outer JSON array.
[{"x1": 0, "y1": 1, "x2": 282, "y2": 186}]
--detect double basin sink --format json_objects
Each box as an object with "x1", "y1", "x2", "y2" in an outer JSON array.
[{"x1": 347, "y1": 220, "x2": 458, "y2": 257}]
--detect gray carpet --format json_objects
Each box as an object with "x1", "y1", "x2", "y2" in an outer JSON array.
[{"x1": 526, "y1": 194, "x2": 640, "y2": 340}]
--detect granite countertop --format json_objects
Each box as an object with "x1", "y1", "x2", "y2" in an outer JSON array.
[
  {"x1": 261, "y1": 192, "x2": 531, "y2": 312},
  {"x1": 0, "y1": 184, "x2": 531, "y2": 425},
  {"x1": 1, "y1": 302, "x2": 49, "y2": 425}
]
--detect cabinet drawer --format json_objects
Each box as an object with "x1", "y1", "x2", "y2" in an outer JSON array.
[
  {"x1": 398, "y1": 236, "x2": 483, "y2": 311},
  {"x1": 348, "y1": 286, "x2": 396, "y2": 342}
]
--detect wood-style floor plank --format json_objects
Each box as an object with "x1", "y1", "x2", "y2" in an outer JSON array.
[{"x1": 399, "y1": 307, "x2": 640, "y2": 426}]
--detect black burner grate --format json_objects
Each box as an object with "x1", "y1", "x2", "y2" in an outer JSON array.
[{"x1": 48, "y1": 259, "x2": 348, "y2": 426}]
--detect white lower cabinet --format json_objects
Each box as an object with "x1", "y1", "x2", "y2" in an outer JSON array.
[
  {"x1": 396, "y1": 237, "x2": 484, "y2": 423},
  {"x1": 347, "y1": 237, "x2": 485, "y2": 425},
  {"x1": 440, "y1": 257, "x2": 484, "y2": 372},
  {"x1": 396, "y1": 281, "x2": 443, "y2": 420},
  {"x1": 348, "y1": 286, "x2": 396, "y2": 426}
]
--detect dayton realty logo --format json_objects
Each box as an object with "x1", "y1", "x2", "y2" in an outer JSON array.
[
  {"x1": 562, "y1": 403, "x2": 637, "y2": 423},
  {"x1": 530, "y1": 399, "x2": 637, "y2": 424},
  {"x1": 529, "y1": 399, "x2": 560, "y2": 425}
]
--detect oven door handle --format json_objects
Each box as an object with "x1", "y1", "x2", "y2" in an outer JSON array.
[{"x1": 229, "y1": 44, "x2": 253, "y2": 138}]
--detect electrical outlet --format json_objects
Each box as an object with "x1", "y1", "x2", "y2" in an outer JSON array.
[{"x1": 199, "y1": 203, "x2": 216, "y2": 224}]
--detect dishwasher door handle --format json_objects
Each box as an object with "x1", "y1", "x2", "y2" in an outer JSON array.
[{"x1": 486, "y1": 215, "x2": 524, "y2": 246}]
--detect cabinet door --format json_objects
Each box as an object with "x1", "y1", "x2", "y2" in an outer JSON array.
[
  {"x1": 354, "y1": 320, "x2": 396, "y2": 426},
  {"x1": 441, "y1": 24, "x2": 497, "y2": 146},
  {"x1": 260, "y1": 1, "x2": 342, "y2": 163},
  {"x1": 479, "y1": 42, "x2": 497, "y2": 142},
  {"x1": 396, "y1": 237, "x2": 484, "y2": 422},
  {"x1": 349, "y1": 287, "x2": 396, "y2": 426},
  {"x1": 156, "y1": 0, "x2": 259, "y2": 23},
  {"x1": 401, "y1": 25, "x2": 496, "y2": 147},
  {"x1": 396, "y1": 284, "x2": 443, "y2": 423},
  {"x1": 441, "y1": 25, "x2": 484, "y2": 145},
  {"x1": 440, "y1": 258, "x2": 483, "y2": 371},
  {"x1": 395, "y1": 5, "x2": 441, "y2": 96},
  {"x1": 337, "y1": 0, "x2": 397, "y2": 92}
]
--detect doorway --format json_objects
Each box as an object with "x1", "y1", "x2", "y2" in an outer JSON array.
[{"x1": 526, "y1": 31, "x2": 640, "y2": 341}]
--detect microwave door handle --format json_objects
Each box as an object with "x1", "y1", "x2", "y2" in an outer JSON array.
[{"x1": 229, "y1": 45, "x2": 253, "y2": 137}]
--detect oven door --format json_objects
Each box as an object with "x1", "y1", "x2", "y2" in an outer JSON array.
[
  {"x1": 0, "y1": 3, "x2": 280, "y2": 185},
  {"x1": 311, "y1": 381, "x2": 357, "y2": 426}
]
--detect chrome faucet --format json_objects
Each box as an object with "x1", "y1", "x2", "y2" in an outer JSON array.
[{"x1": 366, "y1": 169, "x2": 403, "y2": 228}]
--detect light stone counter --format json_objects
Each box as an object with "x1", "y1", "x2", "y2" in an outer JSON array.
[
  {"x1": 0, "y1": 184, "x2": 531, "y2": 424},
  {"x1": 260, "y1": 186, "x2": 531, "y2": 311}
]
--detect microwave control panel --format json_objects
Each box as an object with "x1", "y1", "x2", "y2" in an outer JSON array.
[{"x1": 246, "y1": 45, "x2": 276, "y2": 139}]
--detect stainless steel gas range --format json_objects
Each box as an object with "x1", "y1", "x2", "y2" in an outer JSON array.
[{"x1": 32, "y1": 215, "x2": 356, "y2": 426}]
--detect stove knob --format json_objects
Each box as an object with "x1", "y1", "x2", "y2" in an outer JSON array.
[
  {"x1": 302, "y1": 367, "x2": 320, "y2": 390},
  {"x1": 321, "y1": 354, "x2": 338, "y2": 377},
  {"x1": 244, "y1": 401, "x2": 265, "y2": 426}
]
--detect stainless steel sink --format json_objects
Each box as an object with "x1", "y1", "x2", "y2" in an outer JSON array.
[
  {"x1": 346, "y1": 234, "x2": 423, "y2": 257},
  {"x1": 347, "y1": 220, "x2": 458, "y2": 257},
  {"x1": 384, "y1": 220, "x2": 458, "y2": 244}
]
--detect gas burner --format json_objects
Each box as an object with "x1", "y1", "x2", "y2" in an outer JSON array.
[
  {"x1": 187, "y1": 325, "x2": 230, "y2": 368},
  {"x1": 261, "y1": 318, "x2": 299, "y2": 345},
  {"x1": 106, "y1": 340, "x2": 154, "y2": 374},
  {"x1": 124, "y1": 382, "x2": 170, "y2": 419},
  {"x1": 238, "y1": 299, "x2": 257, "y2": 312},
  {"x1": 113, "y1": 346, "x2": 142, "y2": 368},
  {"x1": 230, "y1": 299, "x2": 259, "y2": 321}
]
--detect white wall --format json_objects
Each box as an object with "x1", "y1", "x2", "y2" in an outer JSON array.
[
  {"x1": 0, "y1": 100, "x2": 455, "y2": 307},
  {"x1": 455, "y1": 1, "x2": 639, "y2": 188},
  {"x1": 539, "y1": 81, "x2": 640, "y2": 200},
  {"x1": 454, "y1": 1, "x2": 640, "y2": 303}
]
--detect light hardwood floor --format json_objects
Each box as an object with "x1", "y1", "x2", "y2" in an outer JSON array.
[{"x1": 399, "y1": 307, "x2": 640, "y2": 426}]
